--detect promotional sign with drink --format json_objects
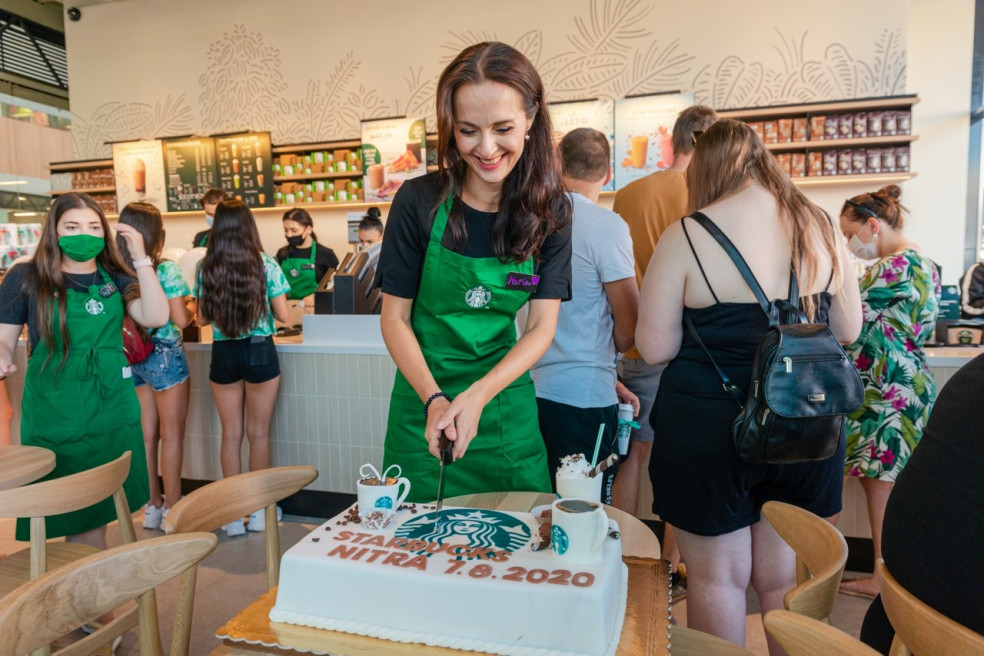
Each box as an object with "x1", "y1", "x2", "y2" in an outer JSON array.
[
  {"x1": 214, "y1": 132, "x2": 274, "y2": 208},
  {"x1": 163, "y1": 136, "x2": 219, "y2": 212},
  {"x1": 613, "y1": 92, "x2": 694, "y2": 190},
  {"x1": 113, "y1": 139, "x2": 167, "y2": 213},
  {"x1": 547, "y1": 98, "x2": 615, "y2": 191},
  {"x1": 361, "y1": 117, "x2": 427, "y2": 203}
]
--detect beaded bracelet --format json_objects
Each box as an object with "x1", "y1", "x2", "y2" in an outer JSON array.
[{"x1": 424, "y1": 391, "x2": 451, "y2": 418}]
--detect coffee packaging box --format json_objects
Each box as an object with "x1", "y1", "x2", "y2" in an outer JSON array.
[
  {"x1": 882, "y1": 147, "x2": 897, "y2": 172},
  {"x1": 749, "y1": 122, "x2": 765, "y2": 140},
  {"x1": 791, "y1": 153, "x2": 806, "y2": 177},
  {"x1": 777, "y1": 152, "x2": 792, "y2": 174},
  {"x1": 867, "y1": 148, "x2": 883, "y2": 173},
  {"x1": 824, "y1": 115, "x2": 839, "y2": 140},
  {"x1": 898, "y1": 111, "x2": 912, "y2": 135},
  {"x1": 883, "y1": 111, "x2": 898, "y2": 136},
  {"x1": 313, "y1": 151, "x2": 326, "y2": 164},
  {"x1": 823, "y1": 150, "x2": 838, "y2": 175},
  {"x1": 793, "y1": 118, "x2": 808, "y2": 142},
  {"x1": 895, "y1": 146, "x2": 910, "y2": 171},
  {"x1": 854, "y1": 113, "x2": 868, "y2": 138},
  {"x1": 778, "y1": 118, "x2": 793, "y2": 143},
  {"x1": 810, "y1": 115, "x2": 826, "y2": 140},
  {"x1": 837, "y1": 149, "x2": 852, "y2": 174},
  {"x1": 763, "y1": 121, "x2": 779, "y2": 143},
  {"x1": 808, "y1": 152, "x2": 824, "y2": 176},
  {"x1": 852, "y1": 149, "x2": 867, "y2": 174},
  {"x1": 838, "y1": 114, "x2": 853, "y2": 139},
  {"x1": 867, "y1": 111, "x2": 883, "y2": 137}
]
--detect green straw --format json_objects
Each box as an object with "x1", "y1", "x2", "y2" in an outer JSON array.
[{"x1": 590, "y1": 423, "x2": 605, "y2": 468}]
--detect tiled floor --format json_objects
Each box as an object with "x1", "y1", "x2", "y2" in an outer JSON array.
[{"x1": 0, "y1": 513, "x2": 874, "y2": 656}]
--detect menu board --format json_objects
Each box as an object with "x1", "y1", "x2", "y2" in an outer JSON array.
[
  {"x1": 163, "y1": 137, "x2": 218, "y2": 212},
  {"x1": 214, "y1": 132, "x2": 274, "y2": 207},
  {"x1": 613, "y1": 92, "x2": 694, "y2": 190},
  {"x1": 548, "y1": 99, "x2": 616, "y2": 191},
  {"x1": 361, "y1": 117, "x2": 427, "y2": 203},
  {"x1": 112, "y1": 140, "x2": 167, "y2": 213}
]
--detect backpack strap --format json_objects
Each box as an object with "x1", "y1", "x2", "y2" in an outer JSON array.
[
  {"x1": 690, "y1": 212, "x2": 771, "y2": 314},
  {"x1": 683, "y1": 313, "x2": 746, "y2": 407},
  {"x1": 681, "y1": 217, "x2": 720, "y2": 304}
]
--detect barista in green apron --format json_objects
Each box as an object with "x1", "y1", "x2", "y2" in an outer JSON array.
[
  {"x1": 15, "y1": 265, "x2": 150, "y2": 540},
  {"x1": 383, "y1": 200, "x2": 551, "y2": 502},
  {"x1": 280, "y1": 242, "x2": 318, "y2": 299}
]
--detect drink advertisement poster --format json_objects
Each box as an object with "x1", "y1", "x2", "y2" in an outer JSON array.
[
  {"x1": 214, "y1": 132, "x2": 274, "y2": 208},
  {"x1": 361, "y1": 117, "x2": 427, "y2": 203},
  {"x1": 548, "y1": 99, "x2": 615, "y2": 191},
  {"x1": 112, "y1": 140, "x2": 166, "y2": 213},
  {"x1": 613, "y1": 92, "x2": 694, "y2": 190},
  {"x1": 163, "y1": 136, "x2": 218, "y2": 212}
]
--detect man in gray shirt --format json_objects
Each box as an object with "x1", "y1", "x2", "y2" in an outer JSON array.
[{"x1": 530, "y1": 128, "x2": 638, "y2": 503}]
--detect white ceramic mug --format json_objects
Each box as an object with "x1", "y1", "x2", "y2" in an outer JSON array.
[
  {"x1": 556, "y1": 472, "x2": 602, "y2": 502},
  {"x1": 356, "y1": 476, "x2": 411, "y2": 530},
  {"x1": 550, "y1": 498, "x2": 608, "y2": 565}
]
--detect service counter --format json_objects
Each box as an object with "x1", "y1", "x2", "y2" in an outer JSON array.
[{"x1": 3, "y1": 321, "x2": 981, "y2": 534}]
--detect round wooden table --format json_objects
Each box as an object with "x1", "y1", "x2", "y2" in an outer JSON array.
[{"x1": 0, "y1": 444, "x2": 56, "y2": 491}]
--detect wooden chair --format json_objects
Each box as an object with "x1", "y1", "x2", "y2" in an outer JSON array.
[
  {"x1": 764, "y1": 609, "x2": 881, "y2": 656},
  {"x1": 669, "y1": 625, "x2": 756, "y2": 655},
  {"x1": 162, "y1": 465, "x2": 318, "y2": 654},
  {"x1": 762, "y1": 500, "x2": 848, "y2": 623},
  {"x1": 877, "y1": 560, "x2": 984, "y2": 656},
  {"x1": 0, "y1": 532, "x2": 217, "y2": 656}
]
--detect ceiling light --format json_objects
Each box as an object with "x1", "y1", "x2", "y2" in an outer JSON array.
[
  {"x1": 0, "y1": 180, "x2": 28, "y2": 186},
  {"x1": 13, "y1": 212, "x2": 38, "y2": 217}
]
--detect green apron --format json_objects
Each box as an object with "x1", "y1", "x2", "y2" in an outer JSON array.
[
  {"x1": 280, "y1": 241, "x2": 319, "y2": 299},
  {"x1": 383, "y1": 198, "x2": 551, "y2": 503},
  {"x1": 197, "y1": 231, "x2": 209, "y2": 248},
  {"x1": 15, "y1": 266, "x2": 149, "y2": 541}
]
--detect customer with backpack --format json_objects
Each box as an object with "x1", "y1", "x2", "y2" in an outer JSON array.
[{"x1": 635, "y1": 119, "x2": 862, "y2": 655}]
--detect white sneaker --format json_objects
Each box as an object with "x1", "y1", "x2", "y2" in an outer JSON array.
[
  {"x1": 142, "y1": 503, "x2": 164, "y2": 530},
  {"x1": 222, "y1": 519, "x2": 246, "y2": 537},
  {"x1": 247, "y1": 506, "x2": 283, "y2": 532}
]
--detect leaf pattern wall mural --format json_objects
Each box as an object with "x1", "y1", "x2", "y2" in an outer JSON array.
[{"x1": 70, "y1": 0, "x2": 906, "y2": 157}]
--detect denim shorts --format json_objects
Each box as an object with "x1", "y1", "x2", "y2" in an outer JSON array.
[
  {"x1": 131, "y1": 337, "x2": 190, "y2": 391},
  {"x1": 209, "y1": 335, "x2": 280, "y2": 384}
]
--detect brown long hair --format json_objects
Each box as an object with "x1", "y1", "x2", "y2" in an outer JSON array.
[
  {"x1": 435, "y1": 41, "x2": 570, "y2": 262},
  {"x1": 198, "y1": 199, "x2": 268, "y2": 338},
  {"x1": 686, "y1": 119, "x2": 840, "y2": 316},
  {"x1": 28, "y1": 193, "x2": 139, "y2": 367},
  {"x1": 116, "y1": 202, "x2": 165, "y2": 267},
  {"x1": 841, "y1": 185, "x2": 907, "y2": 230}
]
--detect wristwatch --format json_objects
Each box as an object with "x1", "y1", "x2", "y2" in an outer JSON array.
[{"x1": 132, "y1": 257, "x2": 153, "y2": 269}]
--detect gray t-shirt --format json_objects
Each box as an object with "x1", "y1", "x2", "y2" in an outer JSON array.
[{"x1": 531, "y1": 192, "x2": 635, "y2": 407}]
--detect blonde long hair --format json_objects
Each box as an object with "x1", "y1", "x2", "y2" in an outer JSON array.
[{"x1": 686, "y1": 119, "x2": 839, "y2": 317}]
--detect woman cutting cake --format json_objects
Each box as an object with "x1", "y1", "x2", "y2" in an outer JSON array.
[{"x1": 376, "y1": 42, "x2": 572, "y2": 502}]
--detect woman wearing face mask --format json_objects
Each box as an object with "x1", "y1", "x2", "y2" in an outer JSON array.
[
  {"x1": 275, "y1": 207, "x2": 339, "y2": 302},
  {"x1": 377, "y1": 42, "x2": 572, "y2": 502},
  {"x1": 838, "y1": 185, "x2": 941, "y2": 600},
  {"x1": 191, "y1": 188, "x2": 228, "y2": 248},
  {"x1": 0, "y1": 193, "x2": 169, "y2": 549}
]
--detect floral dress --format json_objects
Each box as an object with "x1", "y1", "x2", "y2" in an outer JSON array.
[{"x1": 844, "y1": 250, "x2": 941, "y2": 481}]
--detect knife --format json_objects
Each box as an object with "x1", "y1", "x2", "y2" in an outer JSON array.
[{"x1": 434, "y1": 431, "x2": 454, "y2": 521}]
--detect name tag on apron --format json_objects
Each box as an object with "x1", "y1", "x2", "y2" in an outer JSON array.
[
  {"x1": 504, "y1": 272, "x2": 539, "y2": 292},
  {"x1": 98, "y1": 282, "x2": 118, "y2": 298},
  {"x1": 301, "y1": 263, "x2": 316, "y2": 270},
  {"x1": 122, "y1": 366, "x2": 132, "y2": 379}
]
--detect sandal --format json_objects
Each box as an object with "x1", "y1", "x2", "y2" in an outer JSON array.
[{"x1": 839, "y1": 577, "x2": 878, "y2": 600}]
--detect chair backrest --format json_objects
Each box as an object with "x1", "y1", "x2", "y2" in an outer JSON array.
[
  {"x1": 877, "y1": 561, "x2": 984, "y2": 656},
  {"x1": 163, "y1": 465, "x2": 317, "y2": 656},
  {"x1": 669, "y1": 626, "x2": 756, "y2": 655},
  {"x1": 762, "y1": 500, "x2": 848, "y2": 622},
  {"x1": 0, "y1": 451, "x2": 137, "y2": 578},
  {"x1": 764, "y1": 609, "x2": 881, "y2": 656},
  {"x1": 0, "y1": 533, "x2": 217, "y2": 656}
]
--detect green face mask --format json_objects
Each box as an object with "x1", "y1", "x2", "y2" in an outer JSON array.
[{"x1": 58, "y1": 234, "x2": 105, "y2": 262}]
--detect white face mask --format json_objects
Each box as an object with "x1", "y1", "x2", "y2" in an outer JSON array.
[
  {"x1": 848, "y1": 223, "x2": 879, "y2": 260},
  {"x1": 205, "y1": 214, "x2": 214, "y2": 227}
]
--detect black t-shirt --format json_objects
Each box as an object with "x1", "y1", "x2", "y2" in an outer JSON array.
[
  {"x1": 275, "y1": 242, "x2": 340, "y2": 286},
  {"x1": 0, "y1": 263, "x2": 136, "y2": 353},
  {"x1": 377, "y1": 172, "x2": 572, "y2": 300},
  {"x1": 192, "y1": 229, "x2": 211, "y2": 248}
]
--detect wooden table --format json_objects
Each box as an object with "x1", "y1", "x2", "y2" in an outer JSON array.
[
  {"x1": 216, "y1": 492, "x2": 671, "y2": 655},
  {"x1": 0, "y1": 445, "x2": 55, "y2": 491}
]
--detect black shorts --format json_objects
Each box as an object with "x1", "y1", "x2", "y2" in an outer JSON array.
[{"x1": 209, "y1": 336, "x2": 280, "y2": 384}]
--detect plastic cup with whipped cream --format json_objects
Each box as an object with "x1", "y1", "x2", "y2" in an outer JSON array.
[{"x1": 555, "y1": 453, "x2": 602, "y2": 502}]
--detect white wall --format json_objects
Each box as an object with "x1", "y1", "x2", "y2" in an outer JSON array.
[{"x1": 61, "y1": 0, "x2": 976, "y2": 282}]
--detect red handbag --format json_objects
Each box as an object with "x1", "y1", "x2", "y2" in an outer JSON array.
[{"x1": 122, "y1": 316, "x2": 154, "y2": 365}]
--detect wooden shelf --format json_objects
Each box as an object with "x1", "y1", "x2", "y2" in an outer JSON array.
[
  {"x1": 717, "y1": 95, "x2": 920, "y2": 120},
  {"x1": 272, "y1": 140, "x2": 361, "y2": 154},
  {"x1": 791, "y1": 171, "x2": 916, "y2": 186},
  {"x1": 765, "y1": 134, "x2": 917, "y2": 152},
  {"x1": 274, "y1": 171, "x2": 363, "y2": 183},
  {"x1": 51, "y1": 186, "x2": 116, "y2": 196},
  {"x1": 49, "y1": 159, "x2": 113, "y2": 173}
]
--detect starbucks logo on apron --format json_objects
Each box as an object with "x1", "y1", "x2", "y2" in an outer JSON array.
[
  {"x1": 84, "y1": 298, "x2": 105, "y2": 315},
  {"x1": 290, "y1": 268, "x2": 299, "y2": 277},
  {"x1": 465, "y1": 285, "x2": 492, "y2": 308}
]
